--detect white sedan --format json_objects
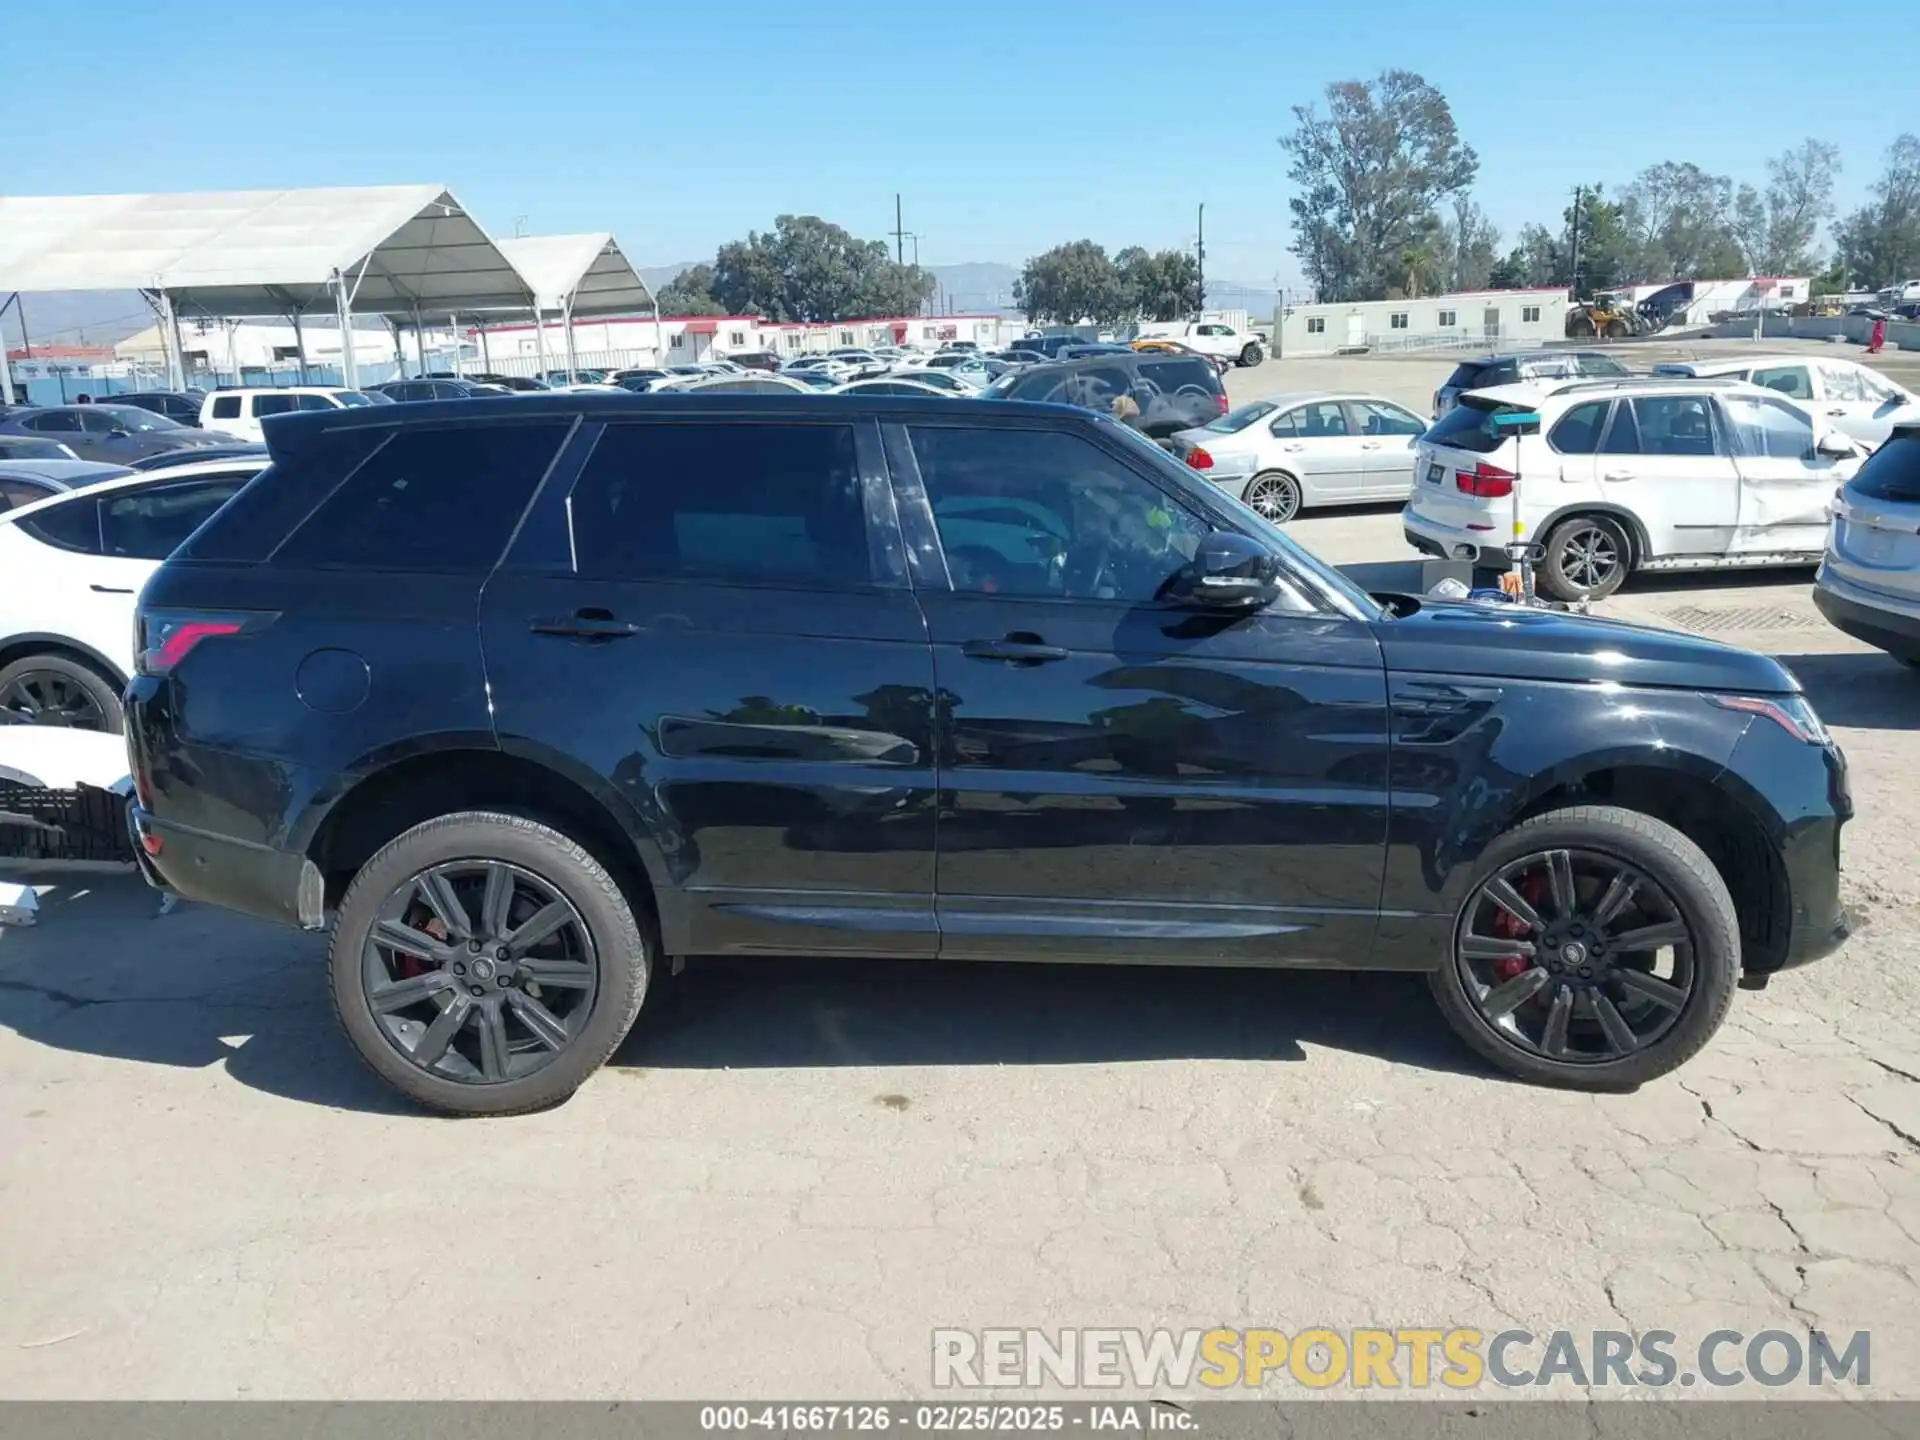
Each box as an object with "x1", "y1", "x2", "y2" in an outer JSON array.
[
  {"x1": 1168, "y1": 390, "x2": 1429, "y2": 522},
  {"x1": 1654, "y1": 354, "x2": 1918, "y2": 451}
]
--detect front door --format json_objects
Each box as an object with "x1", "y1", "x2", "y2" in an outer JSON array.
[
  {"x1": 1594, "y1": 395, "x2": 1742, "y2": 559},
  {"x1": 1347, "y1": 399, "x2": 1428, "y2": 498},
  {"x1": 481, "y1": 415, "x2": 940, "y2": 960},
  {"x1": 1344, "y1": 314, "x2": 1367, "y2": 349},
  {"x1": 1719, "y1": 393, "x2": 1847, "y2": 555},
  {"x1": 886, "y1": 418, "x2": 1390, "y2": 965}
]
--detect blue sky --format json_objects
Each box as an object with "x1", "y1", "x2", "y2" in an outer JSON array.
[{"x1": 5, "y1": 0, "x2": 1909, "y2": 297}]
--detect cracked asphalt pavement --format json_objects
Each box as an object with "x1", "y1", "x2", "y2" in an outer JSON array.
[{"x1": 4, "y1": 342, "x2": 1920, "y2": 1402}]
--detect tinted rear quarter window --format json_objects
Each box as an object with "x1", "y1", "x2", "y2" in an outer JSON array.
[
  {"x1": 1442, "y1": 364, "x2": 1487, "y2": 390},
  {"x1": 253, "y1": 395, "x2": 298, "y2": 418},
  {"x1": 176, "y1": 426, "x2": 388, "y2": 562},
  {"x1": 1137, "y1": 358, "x2": 1222, "y2": 394},
  {"x1": 210, "y1": 396, "x2": 242, "y2": 420},
  {"x1": 1549, "y1": 401, "x2": 1609, "y2": 455},
  {"x1": 270, "y1": 421, "x2": 569, "y2": 573},
  {"x1": 568, "y1": 421, "x2": 869, "y2": 588},
  {"x1": 17, "y1": 495, "x2": 102, "y2": 552},
  {"x1": 1850, "y1": 435, "x2": 1920, "y2": 503},
  {"x1": 1424, "y1": 402, "x2": 1507, "y2": 455}
]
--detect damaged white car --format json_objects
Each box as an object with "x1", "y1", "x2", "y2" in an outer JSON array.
[{"x1": 1402, "y1": 376, "x2": 1864, "y2": 601}]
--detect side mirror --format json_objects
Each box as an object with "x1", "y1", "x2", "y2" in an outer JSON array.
[
  {"x1": 1817, "y1": 431, "x2": 1854, "y2": 458},
  {"x1": 1172, "y1": 531, "x2": 1280, "y2": 611}
]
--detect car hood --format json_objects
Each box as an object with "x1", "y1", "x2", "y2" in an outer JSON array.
[{"x1": 1373, "y1": 597, "x2": 1799, "y2": 694}]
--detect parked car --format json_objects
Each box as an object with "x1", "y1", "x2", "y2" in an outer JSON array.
[
  {"x1": 200, "y1": 388, "x2": 387, "y2": 442},
  {"x1": 829, "y1": 348, "x2": 887, "y2": 378},
  {"x1": 903, "y1": 354, "x2": 993, "y2": 388},
  {"x1": 880, "y1": 368, "x2": 975, "y2": 394},
  {"x1": 784, "y1": 369, "x2": 843, "y2": 390},
  {"x1": 1135, "y1": 320, "x2": 1265, "y2": 368},
  {"x1": 1167, "y1": 392, "x2": 1430, "y2": 521},
  {"x1": 105, "y1": 390, "x2": 207, "y2": 426},
  {"x1": 725, "y1": 352, "x2": 785, "y2": 373},
  {"x1": 1433, "y1": 352, "x2": 1633, "y2": 417},
  {"x1": 1813, "y1": 423, "x2": 1920, "y2": 663},
  {"x1": 1056, "y1": 343, "x2": 1137, "y2": 360},
  {"x1": 0, "y1": 404, "x2": 244, "y2": 464},
  {"x1": 0, "y1": 461, "x2": 132, "y2": 512},
  {"x1": 783, "y1": 357, "x2": 856, "y2": 383},
  {"x1": 1403, "y1": 376, "x2": 1863, "y2": 601},
  {"x1": 122, "y1": 391, "x2": 1848, "y2": 1113},
  {"x1": 0, "y1": 435, "x2": 80, "y2": 461},
  {"x1": 607, "y1": 369, "x2": 672, "y2": 393},
  {"x1": 674, "y1": 374, "x2": 817, "y2": 394},
  {"x1": 1652, "y1": 355, "x2": 1918, "y2": 451},
  {"x1": 467, "y1": 373, "x2": 550, "y2": 392},
  {"x1": 993, "y1": 353, "x2": 1228, "y2": 438},
  {"x1": 0, "y1": 457, "x2": 266, "y2": 731},
  {"x1": 369, "y1": 379, "x2": 506, "y2": 403},
  {"x1": 126, "y1": 443, "x2": 267, "y2": 471},
  {"x1": 540, "y1": 369, "x2": 608, "y2": 386},
  {"x1": 1015, "y1": 334, "x2": 1090, "y2": 359},
  {"x1": 831, "y1": 379, "x2": 958, "y2": 399}
]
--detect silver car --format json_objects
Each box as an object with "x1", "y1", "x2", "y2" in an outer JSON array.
[
  {"x1": 1815, "y1": 422, "x2": 1920, "y2": 662},
  {"x1": 1168, "y1": 390, "x2": 1429, "y2": 522}
]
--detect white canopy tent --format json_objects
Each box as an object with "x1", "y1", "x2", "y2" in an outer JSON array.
[
  {"x1": 0, "y1": 184, "x2": 535, "y2": 390},
  {"x1": 495, "y1": 233, "x2": 662, "y2": 382}
]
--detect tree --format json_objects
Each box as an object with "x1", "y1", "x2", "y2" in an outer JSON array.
[
  {"x1": 650, "y1": 263, "x2": 725, "y2": 317},
  {"x1": 1279, "y1": 69, "x2": 1478, "y2": 302},
  {"x1": 1441, "y1": 195, "x2": 1501, "y2": 293},
  {"x1": 1622, "y1": 162, "x2": 1745, "y2": 278},
  {"x1": 1732, "y1": 139, "x2": 1842, "y2": 276},
  {"x1": 1568, "y1": 186, "x2": 1637, "y2": 293},
  {"x1": 1392, "y1": 214, "x2": 1446, "y2": 298},
  {"x1": 1835, "y1": 134, "x2": 1920, "y2": 288},
  {"x1": 1115, "y1": 247, "x2": 1201, "y2": 320},
  {"x1": 709, "y1": 215, "x2": 934, "y2": 322},
  {"x1": 1014, "y1": 241, "x2": 1128, "y2": 325}
]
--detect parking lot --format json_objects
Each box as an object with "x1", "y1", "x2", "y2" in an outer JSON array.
[{"x1": 4, "y1": 335, "x2": 1920, "y2": 1401}]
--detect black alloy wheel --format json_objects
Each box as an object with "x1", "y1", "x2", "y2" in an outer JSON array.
[
  {"x1": 0, "y1": 656, "x2": 122, "y2": 733},
  {"x1": 1454, "y1": 847, "x2": 1694, "y2": 1064}
]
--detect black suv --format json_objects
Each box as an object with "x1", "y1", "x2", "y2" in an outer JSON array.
[
  {"x1": 1433, "y1": 351, "x2": 1632, "y2": 416},
  {"x1": 125, "y1": 394, "x2": 1850, "y2": 1114},
  {"x1": 994, "y1": 353, "x2": 1228, "y2": 437}
]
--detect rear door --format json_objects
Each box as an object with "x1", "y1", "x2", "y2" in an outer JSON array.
[
  {"x1": 1596, "y1": 395, "x2": 1741, "y2": 559},
  {"x1": 1719, "y1": 393, "x2": 1846, "y2": 556},
  {"x1": 1820, "y1": 362, "x2": 1918, "y2": 449},
  {"x1": 1267, "y1": 399, "x2": 1370, "y2": 503},
  {"x1": 480, "y1": 415, "x2": 939, "y2": 960},
  {"x1": 23, "y1": 409, "x2": 93, "y2": 459},
  {"x1": 2, "y1": 492, "x2": 134, "y2": 674}
]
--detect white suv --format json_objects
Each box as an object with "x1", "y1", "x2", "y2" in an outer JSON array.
[
  {"x1": 199, "y1": 387, "x2": 386, "y2": 442},
  {"x1": 0, "y1": 458, "x2": 264, "y2": 731},
  {"x1": 1652, "y1": 354, "x2": 1917, "y2": 451},
  {"x1": 1403, "y1": 376, "x2": 1862, "y2": 601}
]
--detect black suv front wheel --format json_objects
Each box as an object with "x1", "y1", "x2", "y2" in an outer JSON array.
[
  {"x1": 329, "y1": 812, "x2": 650, "y2": 1115},
  {"x1": 1428, "y1": 805, "x2": 1738, "y2": 1089}
]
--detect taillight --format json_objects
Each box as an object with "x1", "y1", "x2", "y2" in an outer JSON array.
[
  {"x1": 1216, "y1": 392, "x2": 1230, "y2": 415},
  {"x1": 1185, "y1": 446, "x2": 1214, "y2": 471},
  {"x1": 1456, "y1": 461, "x2": 1515, "y2": 498},
  {"x1": 135, "y1": 609, "x2": 271, "y2": 676}
]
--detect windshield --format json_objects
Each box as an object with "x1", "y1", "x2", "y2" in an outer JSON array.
[
  {"x1": 1094, "y1": 415, "x2": 1383, "y2": 621},
  {"x1": 101, "y1": 406, "x2": 182, "y2": 432}
]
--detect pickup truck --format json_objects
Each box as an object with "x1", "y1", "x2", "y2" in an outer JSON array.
[{"x1": 1138, "y1": 321, "x2": 1265, "y2": 368}]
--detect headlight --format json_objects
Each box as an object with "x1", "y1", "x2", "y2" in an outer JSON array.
[{"x1": 1708, "y1": 693, "x2": 1832, "y2": 746}]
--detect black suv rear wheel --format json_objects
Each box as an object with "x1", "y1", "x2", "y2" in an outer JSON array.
[
  {"x1": 329, "y1": 812, "x2": 650, "y2": 1115},
  {"x1": 1428, "y1": 805, "x2": 1738, "y2": 1089}
]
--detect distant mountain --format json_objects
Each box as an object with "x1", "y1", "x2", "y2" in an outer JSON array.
[{"x1": 3, "y1": 290, "x2": 154, "y2": 350}]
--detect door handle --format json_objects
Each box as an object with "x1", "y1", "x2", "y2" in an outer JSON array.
[
  {"x1": 1361, "y1": 440, "x2": 1381, "y2": 450},
  {"x1": 1281, "y1": 442, "x2": 1305, "y2": 452},
  {"x1": 1827, "y1": 407, "x2": 1848, "y2": 416},
  {"x1": 530, "y1": 613, "x2": 642, "y2": 640},
  {"x1": 961, "y1": 637, "x2": 1069, "y2": 665},
  {"x1": 89, "y1": 584, "x2": 135, "y2": 594},
  {"x1": 1601, "y1": 470, "x2": 1635, "y2": 482}
]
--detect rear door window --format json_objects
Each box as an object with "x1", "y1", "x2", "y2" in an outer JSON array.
[
  {"x1": 1749, "y1": 365, "x2": 1814, "y2": 401},
  {"x1": 100, "y1": 479, "x2": 248, "y2": 559},
  {"x1": 1349, "y1": 400, "x2": 1425, "y2": 436},
  {"x1": 1721, "y1": 395, "x2": 1817, "y2": 461},
  {"x1": 252, "y1": 394, "x2": 298, "y2": 418},
  {"x1": 271, "y1": 422, "x2": 569, "y2": 573},
  {"x1": 568, "y1": 421, "x2": 872, "y2": 589},
  {"x1": 1548, "y1": 401, "x2": 1610, "y2": 455},
  {"x1": 1137, "y1": 357, "x2": 1222, "y2": 396},
  {"x1": 293, "y1": 393, "x2": 338, "y2": 412},
  {"x1": 1629, "y1": 396, "x2": 1723, "y2": 457},
  {"x1": 210, "y1": 396, "x2": 242, "y2": 420},
  {"x1": 22, "y1": 410, "x2": 81, "y2": 433}
]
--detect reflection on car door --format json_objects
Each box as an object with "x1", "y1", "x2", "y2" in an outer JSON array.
[
  {"x1": 1597, "y1": 396, "x2": 1741, "y2": 558},
  {"x1": 887, "y1": 419, "x2": 1390, "y2": 965},
  {"x1": 1346, "y1": 400, "x2": 1427, "y2": 498},
  {"x1": 1269, "y1": 400, "x2": 1369, "y2": 503},
  {"x1": 1719, "y1": 394, "x2": 1843, "y2": 556},
  {"x1": 481, "y1": 416, "x2": 940, "y2": 960},
  {"x1": 1819, "y1": 362, "x2": 1913, "y2": 449}
]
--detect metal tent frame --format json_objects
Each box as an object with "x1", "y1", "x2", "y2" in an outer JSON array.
[{"x1": 495, "y1": 234, "x2": 663, "y2": 383}]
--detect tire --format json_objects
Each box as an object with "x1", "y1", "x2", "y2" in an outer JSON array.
[
  {"x1": 1243, "y1": 470, "x2": 1303, "y2": 524},
  {"x1": 1540, "y1": 513, "x2": 1631, "y2": 601},
  {"x1": 1427, "y1": 804, "x2": 1739, "y2": 1089},
  {"x1": 0, "y1": 653, "x2": 124, "y2": 734},
  {"x1": 1605, "y1": 320, "x2": 1630, "y2": 339},
  {"x1": 1238, "y1": 343, "x2": 1263, "y2": 368},
  {"x1": 328, "y1": 811, "x2": 650, "y2": 1116}
]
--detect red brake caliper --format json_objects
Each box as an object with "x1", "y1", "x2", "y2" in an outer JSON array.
[
  {"x1": 1491, "y1": 872, "x2": 1549, "y2": 981},
  {"x1": 395, "y1": 914, "x2": 448, "y2": 980}
]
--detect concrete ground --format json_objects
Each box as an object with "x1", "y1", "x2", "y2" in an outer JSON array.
[{"x1": 4, "y1": 336, "x2": 1920, "y2": 1402}]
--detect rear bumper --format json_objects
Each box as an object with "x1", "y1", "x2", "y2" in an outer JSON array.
[
  {"x1": 128, "y1": 804, "x2": 324, "y2": 929},
  {"x1": 1813, "y1": 566, "x2": 1920, "y2": 658},
  {"x1": 1403, "y1": 510, "x2": 1509, "y2": 570}
]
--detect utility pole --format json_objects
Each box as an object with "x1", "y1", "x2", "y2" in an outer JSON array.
[
  {"x1": 891, "y1": 194, "x2": 905, "y2": 265},
  {"x1": 1568, "y1": 185, "x2": 1584, "y2": 301},
  {"x1": 1196, "y1": 203, "x2": 1206, "y2": 316}
]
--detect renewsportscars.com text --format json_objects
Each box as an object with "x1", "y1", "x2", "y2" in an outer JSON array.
[{"x1": 932, "y1": 1327, "x2": 1871, "y2": 1391}]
